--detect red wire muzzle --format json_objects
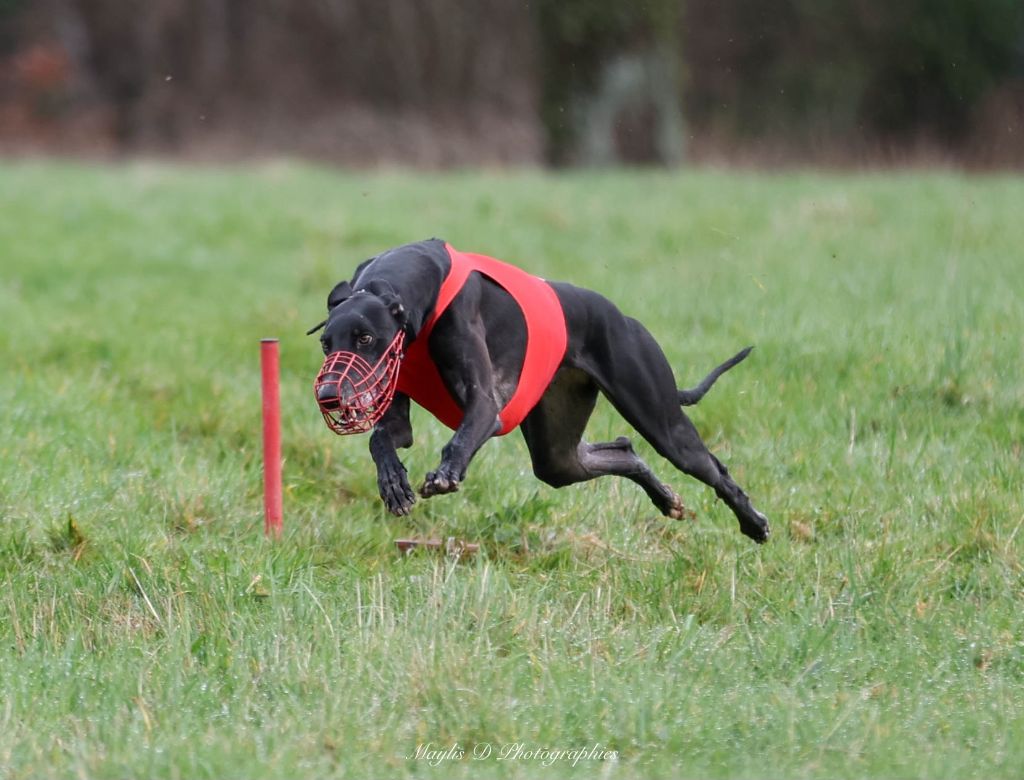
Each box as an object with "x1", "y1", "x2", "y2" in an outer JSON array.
[{"x1": 313, "y1": 330, "x2": 405, "y2": 435}]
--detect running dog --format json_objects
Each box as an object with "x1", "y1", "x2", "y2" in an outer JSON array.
[{"x1": 309, "y1": 239, "x2": 769, "y2": 542}]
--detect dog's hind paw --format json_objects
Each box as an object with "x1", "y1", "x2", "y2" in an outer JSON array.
[
  {"x1": 654, "y1": 485, "x2": 695, "y2": 521},
  {"x1": 664, "y1": 490, "x2": 696, "y2": 521},
  {"x1": 420, "y1": 470, "x2": 461, "y2": 498},
  {"x1": 740, "y1": 510, "x2": 771, "y2": 544}
]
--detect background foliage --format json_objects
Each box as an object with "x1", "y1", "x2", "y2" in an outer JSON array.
[{"x1": 1, "y1": 0, "x2": 1022, "y2": 165}]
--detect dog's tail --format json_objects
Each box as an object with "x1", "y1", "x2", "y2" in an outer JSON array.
[{"x1": 678, "y1": 346, "x2": 753, "y2": 406}]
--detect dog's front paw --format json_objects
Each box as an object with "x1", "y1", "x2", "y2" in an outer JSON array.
[
  {"x1": 419, "y1": 468, "x2": 461, "y2": 498},
  {"x1": 381, "y1": 481, "x2": 417, "y2": 516},
  {"x1": 378, "y1": 465, "x2": 416, "y2": 516}
]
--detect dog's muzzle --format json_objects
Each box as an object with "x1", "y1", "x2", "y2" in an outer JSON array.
[{"x1": 313, "y1": 331, "x2": 405, "y2": 435}]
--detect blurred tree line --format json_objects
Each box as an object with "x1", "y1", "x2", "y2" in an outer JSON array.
[{"x1": 1, "y1": 0, "x2": 1022, "y2": 166}]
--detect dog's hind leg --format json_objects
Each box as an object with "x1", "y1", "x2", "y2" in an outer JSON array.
[
  {"x1": 578, "y1": 317, "x2": 770, "y2": 543},
  {"x1": 520, "y1": 368, "x2": 688, "y2": 518}
]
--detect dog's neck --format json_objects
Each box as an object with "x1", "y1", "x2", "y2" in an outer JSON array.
[{"x1": 354, "y1": 250, "x2": 449, "y2": 343}]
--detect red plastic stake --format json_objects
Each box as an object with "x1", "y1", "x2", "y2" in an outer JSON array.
[{"x1": 260, "y1": 338, "x2": 283, "y2": 538}]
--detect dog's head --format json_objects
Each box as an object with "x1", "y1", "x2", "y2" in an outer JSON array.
[{"x1": 308, "y1": 279, "x2": 408, "y2": 434}]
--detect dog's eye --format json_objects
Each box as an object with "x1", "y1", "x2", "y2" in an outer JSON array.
[{"x1": 356, "y1": 333, "x2": 374, "y2": 347}]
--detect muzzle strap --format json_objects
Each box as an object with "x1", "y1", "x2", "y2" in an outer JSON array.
[{"x1": 313, "y1": 330, "x2": 405, "y2": 434}]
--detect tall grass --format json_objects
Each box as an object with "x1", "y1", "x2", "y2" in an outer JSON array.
[{"x1": 1, "y1": 162, "x2": 1022, "y2": 778}]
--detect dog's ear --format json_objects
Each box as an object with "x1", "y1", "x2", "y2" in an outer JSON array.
[
  {"x1": 364, "y1": 279, "x2": 407, "y2": 326},
  {"x1": 327, "y1": 280, "x2": 354, "y2": 311}
]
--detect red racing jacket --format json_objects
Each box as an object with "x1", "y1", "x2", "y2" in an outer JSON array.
[{"x1": 395, "y1": 243, "x2": 568, "y2": 435}]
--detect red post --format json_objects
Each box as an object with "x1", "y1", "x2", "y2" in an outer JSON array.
[{"x1": 260, "y1": 338, "x2": 283, "y2": 538}]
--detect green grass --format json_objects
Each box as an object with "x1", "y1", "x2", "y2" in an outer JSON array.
[{"x1": 1, "y1": 161, "x2": 1022, "y2": 779}]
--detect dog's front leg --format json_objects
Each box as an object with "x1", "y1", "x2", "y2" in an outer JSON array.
[
  {"x1": 369, "y1": 393, "x2": 417, "y2": 515},
  {"x1": 420, "y1": 330, "x2": 501, "y2": 498}
]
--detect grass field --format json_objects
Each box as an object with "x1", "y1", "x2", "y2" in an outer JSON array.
[{"x1": 1, "y1": 161, "x2": 1022, "y2": 779}]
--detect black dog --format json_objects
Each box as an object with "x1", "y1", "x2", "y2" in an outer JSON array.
[{"x1": 310, "y1": 239, "x2": 769, "y2": 543}]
